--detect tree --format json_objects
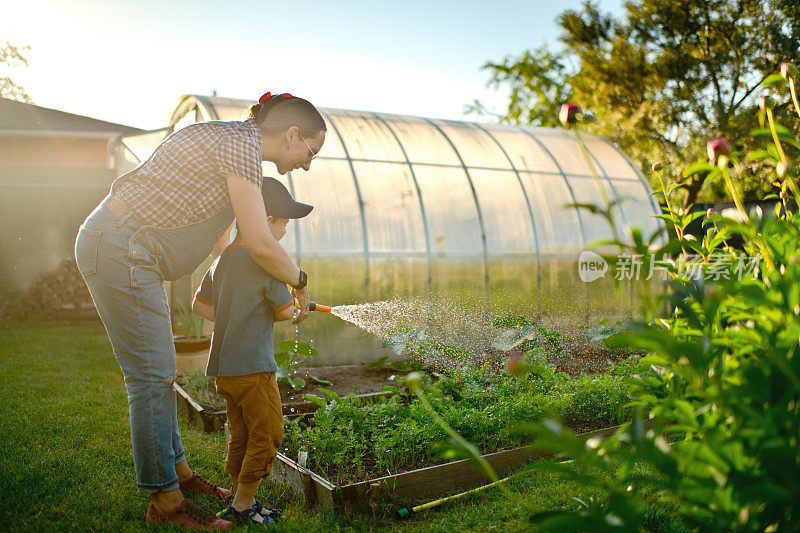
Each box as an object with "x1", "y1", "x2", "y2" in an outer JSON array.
[
  {"x1": 477, "y1": 0, "x2": 800, "y2": 207},
  {"x1": 0, "y1": 41, "x2": 33, "y2": 104}
]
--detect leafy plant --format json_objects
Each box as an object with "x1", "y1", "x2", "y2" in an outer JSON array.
[
  {"x1": 174, "y1": 301, "x2": 205, "y2": 339},
  {"x1": 175, "y1": 369, "x2": 225, "y2": 410},
  {"x1": 381, "y1": 328, "x2": 467, "y2": 370},
  {"x1": 274, "y1": 339, "x2": 324, "y2": 391},
  {"x1": 491, "y1": 314, "x2": 572, "y2": 356},
  {"x1": 280, "y1": 355, "x2": 636, "y2": 484},
  {"x1": 580, "y1": 318, "x2": 627, "y2": 344}
]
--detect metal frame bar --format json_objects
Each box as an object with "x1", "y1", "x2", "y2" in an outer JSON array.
[
  {"x1": 472, "y1": 122, "x2": 542, "y2": 313},
  {"x1": 370, "y1": 112, "x2": 434, "y2": 283},
  {"x1": 423, "y1": 119, "x2": 490, "y2": 284},
  {"x1": 320, "y1": 110, "x2": 371, "y2": 287},
  {"x1": 518, "y1": 128, "x2": 587, "y2": 249},
  {"x1": 584, "y1": 144, "x2": 630, "y2": 229},
  {"x1": 300, "y1": 154, "x2": 641, "y2": 180}
]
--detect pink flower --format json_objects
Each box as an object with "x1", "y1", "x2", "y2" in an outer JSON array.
[
  {"x1": 707, "y1": 207, "x2": 716, "y2": 218},
  {"x1": 758, "y1": 95, "x2": 771, "y2": 112},
  {"x1": 651, "y1": 161, "x2": 663, "y2": 172},
  {"x1": 707, "y1": 137, "x2": 732, "y2": 164},
  {"x1": 559, "y1": 103, "x2": 582, "y2": 127},
  {"x1": 777, "y1": 161, "x2": 790, "y2": 178}
]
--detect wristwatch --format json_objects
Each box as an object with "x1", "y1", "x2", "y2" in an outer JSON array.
[{"x1": 293, "y1": 269, "x2": 308, "y2": 290}]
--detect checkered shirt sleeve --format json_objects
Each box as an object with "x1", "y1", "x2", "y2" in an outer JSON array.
[{"x1": 115, "y1": 119, "x2": 263, "y2": 227}]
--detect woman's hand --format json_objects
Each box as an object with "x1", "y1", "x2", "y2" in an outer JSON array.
[{"x1": 292, "y1": 286, "x2": 310, "y2": 324}]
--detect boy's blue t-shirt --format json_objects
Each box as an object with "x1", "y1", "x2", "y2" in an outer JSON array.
[{"x1": 196, "y1": 248, "x2": 293, "y2": 377}]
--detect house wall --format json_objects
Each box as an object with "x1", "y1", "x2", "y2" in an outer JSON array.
[{"x1": 0, "y1": 135, "x2": 115, "y2": 293}]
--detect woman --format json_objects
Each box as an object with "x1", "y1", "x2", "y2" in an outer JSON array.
[{"x1": 75, "y1": 92, "x2": 325, "y2": 530}]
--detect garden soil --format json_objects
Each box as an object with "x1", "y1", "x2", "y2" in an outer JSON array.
[{"x1": 280, "y1": 364, "x2": 397, "y2": 404}]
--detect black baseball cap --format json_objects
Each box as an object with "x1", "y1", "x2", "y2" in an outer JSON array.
[{"x1": 261, "y1": 177, "x2": 313, "y2": 219}]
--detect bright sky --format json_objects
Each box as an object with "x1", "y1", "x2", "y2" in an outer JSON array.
[{"x1": 2, "y1": 0, "x2": 622, "y2": 130}]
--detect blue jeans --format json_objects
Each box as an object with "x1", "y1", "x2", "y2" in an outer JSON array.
[{"x1": 75, "y1": 199, "x2": 184, "y2": 494}]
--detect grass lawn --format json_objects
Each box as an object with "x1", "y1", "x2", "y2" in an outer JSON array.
[{"x1": 0, "y1": 323, "x2": 683, "y2": 532}]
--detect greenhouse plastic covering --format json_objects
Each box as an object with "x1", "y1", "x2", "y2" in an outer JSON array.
[{"x1": 119, "y1": 94, "x2": 663, "y2": 276}]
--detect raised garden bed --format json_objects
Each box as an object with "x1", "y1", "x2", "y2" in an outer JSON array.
[
  {"x1": 174, "y1": 381, "x2": 226, "y2": 433},
  {"x1": 271, "y1": 423, "x2": 626, "y2": 513},
  {"x1": 267, "y1": 345, "x2": 639, "y2": 515}
]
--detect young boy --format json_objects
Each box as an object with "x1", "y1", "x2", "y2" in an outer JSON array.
[{"x1": 191, "y1": 177, "x2": 312, "y2": 526}]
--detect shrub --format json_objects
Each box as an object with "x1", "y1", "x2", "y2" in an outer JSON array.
[{"x1": 518, "y1": 65, "x2": 800, "y2": 531}]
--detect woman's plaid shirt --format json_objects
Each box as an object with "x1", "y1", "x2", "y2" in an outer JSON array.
[{"x1": 115, "y1": 118, "x2": 263, "y2": 227}]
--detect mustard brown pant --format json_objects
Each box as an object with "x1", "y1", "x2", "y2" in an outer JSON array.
[{"x1": 215, "y1": 372, "x2": 283, "y2": 483}]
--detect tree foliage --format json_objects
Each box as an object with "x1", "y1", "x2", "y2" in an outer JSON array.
[
  {"x1": 478, "y1": 0, "x2": 800, "y2": 206},
  {"x1": 0, "y1": 41, "x2": 32, "y2": 104}
]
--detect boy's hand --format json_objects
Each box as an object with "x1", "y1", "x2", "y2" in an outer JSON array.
[{"x1": 292, "y1": 286, "x2": 310, "y2": 324}]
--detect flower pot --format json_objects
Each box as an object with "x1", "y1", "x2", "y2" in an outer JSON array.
[
  {"x1": 173, "y1": 335, "x2": 211, "y2": 353},
  {"x1": 175, "y1": 349, "x2": 210, "y2": 376},
  {"x1": 174, "y1": 335, "x2": 211, "y2": 376}
]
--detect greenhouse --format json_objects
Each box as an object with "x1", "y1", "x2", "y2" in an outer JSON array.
[{"x1": 116, "y1": 95, "x2": 664, "y2": 362}]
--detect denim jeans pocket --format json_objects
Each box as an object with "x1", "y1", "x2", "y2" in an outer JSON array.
[
  {"x1": 128, "y1": 238, "x2": 162, "y2": 287},
  {"x1": 75, "y1": 228, "x2": 102, "y2": 278}
]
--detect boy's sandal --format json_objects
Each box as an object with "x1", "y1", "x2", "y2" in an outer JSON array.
[
  {"x1": 179, "y1": 471, "x2": 234, "y2": 501},
  {"x1": 253, "y1": 500, "x2": 281, "y2": 520},
  {"x1": 219, "y1": 504, "x2": 275, "y2": 526}
]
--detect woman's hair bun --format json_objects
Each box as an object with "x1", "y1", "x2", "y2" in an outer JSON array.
[{"x1": 249, "y1": 93, "x2": 326, "y2": 137}]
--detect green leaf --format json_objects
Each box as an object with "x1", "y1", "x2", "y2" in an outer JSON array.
[
  {"x1": 274, "y1": 351, "x2": 291, "y2": 368},
  {"x1": 317, "y1": 387, "x2": 339, "y2": 402},
  {"x1": 491, "y1": 325, "x2": 539, "y2": 352},
  {"x1": 382, "y1": 329, "x2": 427, "y2": 356},
  {"x1": 307, "y1": 373, "x2": 331, "y2": 385},
  {"x1": 293, "y1": 341, "x2": 314, "y2": 356},
  {"x1": 670, "y1": 399, "x2": 698, "y2": 426},
  {"x1": 277, "y1": 339, "x2": 298, "y2": 352},
  {"x1": 567, "y1": 202, "x2": 605, "y2": 215},
  {"x1": 762, "y1": 73, "x2": 786, "y2": 87},
  {"x1": 301, "y1": 393, "x2": 326, "y2": 407},
  {"x1": 288, "y1": 377, "x2": 306, "y2": 390},
  {"x1": 745, "y1": 149, "x2": 775, "y2": 163},
  {"x1": 654, "y1": 213, "x2": 678, "y2": 225},
  {"x1": 682, "y1": 161, "x2": 714, "y2": 177}
]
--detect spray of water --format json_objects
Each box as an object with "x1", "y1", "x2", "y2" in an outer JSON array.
[
  {"x1": 325, "y1": 296, "x2": 501, "y2": 372},
  {"x1": 324, "y1": 294, "x2": 616, "y2": 373}
]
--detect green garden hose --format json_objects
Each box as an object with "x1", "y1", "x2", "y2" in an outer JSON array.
[{"x1": 394, "y1": 472, "x2": 520, "y2": 520}]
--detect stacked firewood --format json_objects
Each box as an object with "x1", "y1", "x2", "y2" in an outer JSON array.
[{"x1": 1, "y1": 259, "x2": 96, "y2": 320}]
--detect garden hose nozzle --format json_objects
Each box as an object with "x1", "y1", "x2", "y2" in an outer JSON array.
[
  {"x1": 395, "y1": 507, "x2": 414, "y2": 520},
  {"x1": 294, "y1": 299, "x2": 332, "y2": 313}
]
